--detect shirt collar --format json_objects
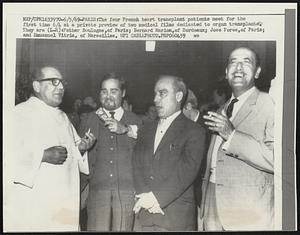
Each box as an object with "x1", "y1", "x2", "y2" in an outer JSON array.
[
  {"x1": 103, "y1": 106, "x2": 124, "y2": 121},
  {"x1": 30, "y1": 96, "x2": 60, "y2": 112},
  {"x1": 230, "y1": 86, "x2": 256, "y2": 103},
  {"x1": 193, "y1": 110, "x2": 200, "y2": 122},
  {"x1": 159, "y1": 110, "x2": 181, "y2": 125}
]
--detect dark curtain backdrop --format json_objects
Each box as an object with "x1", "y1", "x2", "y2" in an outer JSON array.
[{"x1": 15, "y1": 39, "x2": 276, "y2": 114}]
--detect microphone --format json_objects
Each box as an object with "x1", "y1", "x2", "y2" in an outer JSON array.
[{"x1": 95, "y1": 107, "x2": 110, "y2": 123}]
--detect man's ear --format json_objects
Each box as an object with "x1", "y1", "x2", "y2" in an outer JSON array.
[
  {"x1": 225, "y1": 68, "x2": 229, "y2": 80},
  {"x1": 176, "y1": 91, "x2": 183, "y2": 103},
  {"x1": 32, "y1": 81, "x2": 40, "y2": 93},
  {"x1": 254, "y1": 66, "x2": 261, "y2": 79}
]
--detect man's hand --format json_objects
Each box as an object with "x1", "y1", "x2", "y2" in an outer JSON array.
[
  {"x1": 148, "y1": 202, "x2": 165, "y2": 215},
  {"x1": 133, "y1": 192, "x2": 164, "y2": 215},
  {"x1": 42, "y1": 146, "x2": 68, "y2": 165},
  {"x1": 78, "y1": 130, "x2": 96, "y2": 154},
  {"x1": 104, "y1": 118, "x2": 129, "y2": 135},
  {"x1": 203, "y1": 111, "x2": 235, "y2": 141}
]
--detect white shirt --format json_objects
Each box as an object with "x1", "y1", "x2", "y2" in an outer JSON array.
[
  {"x1": 154, "y1": 110, "x2": 181, "y2": 154},
  {"x1": 209, "y1": 87, "x2": 256, "y2": 183},
  {"x1": 103, "y1": 106, "x2": 124, "y2": 121},
  {"x1": 6, "y1": 96, "x2": 88, "y2": 231}
]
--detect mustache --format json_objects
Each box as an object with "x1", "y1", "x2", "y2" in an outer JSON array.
[{"x1": 103, "y1": 97, "x2": 115, "y2": 102}]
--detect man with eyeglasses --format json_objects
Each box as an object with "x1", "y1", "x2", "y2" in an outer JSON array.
[
  {"x1": 132, "y1": 75, "x2": 206, "y2": 231},
  {"x1": 79, "y1": 72, "x2": 142, "y2": 231},
  {"x1": 6, "y1": 66, "x2": 96, "y2": 232}
]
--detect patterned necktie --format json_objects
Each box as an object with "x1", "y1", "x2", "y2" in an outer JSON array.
[
  {"x1": 226, "y1": 98, "x2": 239, "y2": 118},
  {"x1": 109, "y1": 111, "x2": 115, "y2": 119}
]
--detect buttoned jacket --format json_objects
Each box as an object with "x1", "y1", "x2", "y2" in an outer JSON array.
[
  {"x1": 80, "y1": 110, "x2": 142, "y2": 193},
  {"x1": 133, "y1": 113, "x2": 206, "y2": 231}
]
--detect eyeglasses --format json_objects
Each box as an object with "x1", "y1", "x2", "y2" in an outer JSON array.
[{"x1": 35, "y1": 78, "x2": 67, "y2": 87}]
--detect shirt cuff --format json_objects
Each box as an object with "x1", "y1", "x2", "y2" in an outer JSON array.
[
  {"x1": 127, "y1": 125, "x2": 138, "y2": 139},
  {"x1": 222, "y1": 129, "x2": 236, "y2": 151}
]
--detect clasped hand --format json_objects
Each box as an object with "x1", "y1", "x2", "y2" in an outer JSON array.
[
  {"x1": 42, "y1": 146, "x2": 68, "y2": 165},
  {"x1": 42, "y1": 130, "x2": 96, "y2": 165},
  {"x1": 203, "y1": 111, "x2": 234, "y2": 141},
  {"x1": 133, "y1": 192, "x2": 165, "y2": 215},
  {"x1": 104, "y1": 118, "x2": 128, "y2": 135}
]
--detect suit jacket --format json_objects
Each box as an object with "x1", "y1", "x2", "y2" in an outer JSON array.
[
  {"x1": 200, "y1": 88, "x2": 275, "y2": 230},
  {"x1": 133, "y1": 113, "x2": 206, "y2": 231},
  {"x1": 194, "y1": 114, "x2": 211, "y2": 206},
  {"x1": 79, "y1": 110, "x2": 142, "y2": 194}
]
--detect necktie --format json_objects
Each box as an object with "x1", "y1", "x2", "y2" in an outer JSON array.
[
  {"x1": 109, "y1": 111, "x2": 115, "y2": 119},
  {"x1": 226, "y1": 98, "x2": 239, "y2": 118}
]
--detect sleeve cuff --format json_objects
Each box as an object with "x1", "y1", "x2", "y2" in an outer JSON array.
[{"x1": 127, "y1": 125, "x2": 138, "y2": 139}]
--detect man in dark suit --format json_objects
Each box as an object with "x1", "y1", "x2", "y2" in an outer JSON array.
[
  {"x1": 79, "y1": 72, "x2": 142, "y2": 231},
  {"x1": 132, "y1": 75, "x2": 206, "y2": 231},
  {"x1": 199, "y1": 47, "x2": 274, "y2": 230}
]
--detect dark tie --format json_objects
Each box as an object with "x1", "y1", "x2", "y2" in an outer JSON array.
[
  {"x1": 226, "y1": 98, "x2": 239, "y2": 118},
  {"x1": 109, "y1": 111, "x2": 115, "y2": 119}
]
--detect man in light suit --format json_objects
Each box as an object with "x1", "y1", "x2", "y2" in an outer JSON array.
[
  {"x1": 199, "y1": 47, "x2": 274, "y2": 230},
  {"x1": 132, "y1": 75, "x2": 206, "y2": 231}
]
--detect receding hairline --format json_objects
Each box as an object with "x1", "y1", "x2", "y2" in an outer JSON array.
[
  {"x1": 156, "y1": 75, "x2": 188, "y2": 106},
  {"x1": 34, "y1": 66, "x2": 62, "y2": 81},
  {"x1": 157, "y1": 75, "x2": 181, "y2": 88},
  {"x1": 100, "y1": 72, "x2": 126, "y2": 91},
  {"x1": 101, "y1": 78, "x2": 123, "y2": 89},
  {"x1": 228, "y1": 47, "x2": 260, "y2": 67}
]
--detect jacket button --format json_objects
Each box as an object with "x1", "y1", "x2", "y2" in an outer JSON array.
[
  {"x1": 150, "y1": 176, "x2": 154, "y2": 180},
  {"x1": 110, "y1": 174, "x2": 113, "y2": 177},
  {"x1": 110, "y1": 147, "x2": 114, "y2": 151}
]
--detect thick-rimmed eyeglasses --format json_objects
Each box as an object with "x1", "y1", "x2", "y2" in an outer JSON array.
[{"x1": 35, "y1": 78, "x2": 67, "y2": 87}]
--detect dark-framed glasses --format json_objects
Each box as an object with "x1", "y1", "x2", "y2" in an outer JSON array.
[{"x1": 35, "y1": 78, "x2": 67, "y2": 87}]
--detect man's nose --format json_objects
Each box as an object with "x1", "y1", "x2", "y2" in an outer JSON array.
[
  {"x1": 236, "y1": 62, "x2": 243, "y2": 71},
  {"x1": 57, "y1": 82, "x2": 64, "y2": 90}
]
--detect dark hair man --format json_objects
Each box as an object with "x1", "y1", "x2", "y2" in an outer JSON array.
[{"x1": 79, "y1": 72, "x2": 142, "y2": 231}]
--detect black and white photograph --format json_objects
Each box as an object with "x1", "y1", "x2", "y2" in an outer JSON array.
[{"x1": 3, "y1": 3, "x2": 297, "y2": 232}]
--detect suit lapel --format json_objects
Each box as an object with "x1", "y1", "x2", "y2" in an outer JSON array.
[
  {"x1": 203, "y1": 88, "x2": 259, "y2": 178},
  {"x1": 154, "y1": 114, "x2": 185, "y2": 156},
  {"x1": 231, "y1": 88, "x2": 259, "y2": 127},
  {"x1": 144, "y1": 120, "x2": 158, "y2": 156}
]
